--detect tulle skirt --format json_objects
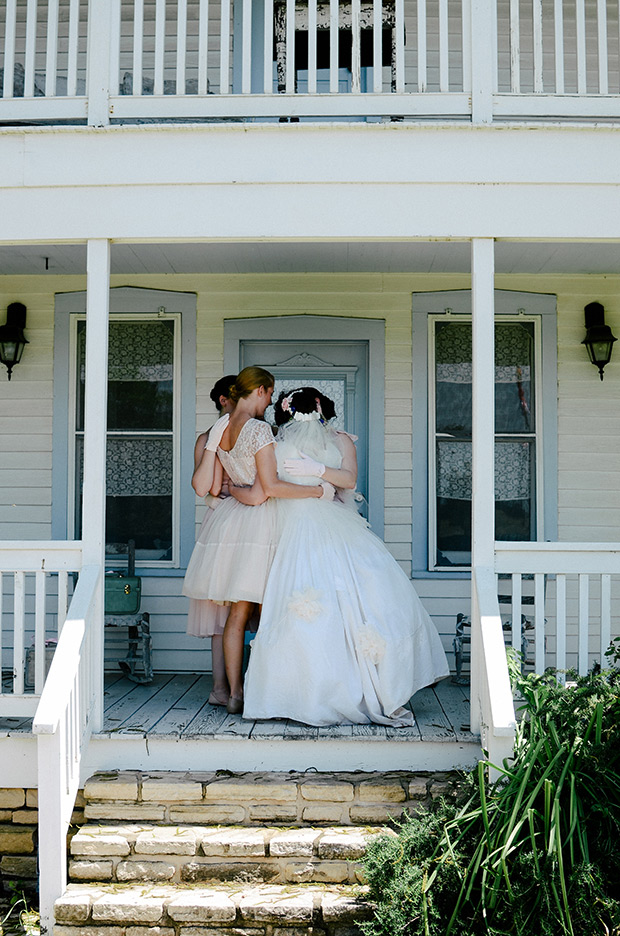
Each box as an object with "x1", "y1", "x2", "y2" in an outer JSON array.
[{"x1": 243, "y1": 498, "x2": 450, "y2": 726}]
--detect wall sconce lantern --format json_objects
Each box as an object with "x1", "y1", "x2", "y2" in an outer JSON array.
[
  {"x1": 0, "y1": 303, "x2": 29, "y2": 381},
  {"x1": 582, "y1": 301, "x2": 617, "y2": 381}
]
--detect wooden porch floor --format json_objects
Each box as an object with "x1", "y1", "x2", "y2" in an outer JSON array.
[{"x1": 96, "y1": 672, "x2": 475, "y2": 743}]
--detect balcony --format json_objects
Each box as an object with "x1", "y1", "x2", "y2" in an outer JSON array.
[{"x1": 1, "y1": 0, "x2": 620, "y2": 126}]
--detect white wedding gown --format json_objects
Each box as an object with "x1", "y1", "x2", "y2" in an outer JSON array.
[{"x1": 243, "y1": 417, "x2": 450, "y2": 727}]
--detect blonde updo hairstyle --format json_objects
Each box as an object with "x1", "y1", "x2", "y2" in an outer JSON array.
[{"x1": 229, "y1": 366, "x2": 275, "y2": 403}]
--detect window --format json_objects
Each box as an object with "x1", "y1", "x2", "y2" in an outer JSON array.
[
  {"x1": 53, "y1": 287, "x2": 197, "y2": 573},
  {"x1": 412, "y1": 290, "x2": 558, "y2": 576},
  {"x1": 72, "y1": 316, "x2": 178, "y2": 564}
]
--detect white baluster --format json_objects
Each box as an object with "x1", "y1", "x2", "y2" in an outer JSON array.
[
  {"x1": 133, "y1": 0, "x2": 145, "y2": 95},
  {"x1": 330, "y1": 0, "x2": 339, "y2": 92},
  {"x1": 509, "y1": 0, "x2": 520, "y2": 93},
  {"x1": 154, "y1": 0, "x2": 166, "y2": 95},
  {"x1": 597, "y1": 0, "x2": 608, "y2": 94},
  {"x1": 57, "y1": 572, "x2": 69, "y2": 635},
  {"x1": 35, "y1": 571, "x2": 46, "y2": 695},
  {"x1": 307, "y1": 0, "x2": 318, "y2": 93},
  {"x1": 575, "y1": 0, "x2": 586, "y2": 93},
  {"x1": 177, "y1": 0, "x2": 188, "y2": 93},
  {"x1": 14, "y1": 572, "x2": 26, "y2": 696},
  {"x1": 109, "y1": 0, "x2": 122, "y2": 95},
  {"x1": 67, "y1": 0, "x2": 81, "y2": 96},
  {"x1": 372, "y1": 0, "x2": 382, "y2": 92},
  {"x1": 198, "y1": 0, "x2": 210, "y2": 94},
  {"x1": 534, "y1": 572, "x2": 545, "y2": 674},
  {"x1": 24, "y1": 0, "x2": 38, "y2": 98},
  {"x1": 578, "y1": 572, "x2": 589, "y2": 675},
  {"x1": 511, "y1": 573, "x2": 522, "y2": 650},
  {"x1": 351, "y1": 0, "x2": 361, "y2": 93},
  {"x1": 264, "y1": 0, "x2": 275, "y2": 91},
  {"x1": 45, "y1": 0, "x2": 60, "y2": 96},
  {"x1": 220, "y1": 0, "x2": 231, "y2": 93},
  {"x1": 553, "y1": 0, "x2": 564, "y2": 93},
  {"x1": 3, "y1": 0, "x2": 17, "y2": 98},
  {"x1": 555, "y1": 573, "x2": 566, "y2": 681},
  {"x1": 242, "y1": 0, "x2": 253, "y2": 93},
  {"x1": 532, "y1": 0, "x2": 543, "y2": 91},
  {"x1": 601, "y1": 573, "x2": 611, "y2": 665},
  {"x1": 285, "y1": 0, "x2": 295, "y2": 93},
  {"x1": 417, "y1": 0, "x2": 427, "y2": 91},
  {"x1": 438, "y1": 0, "x2": 448, "y2": 91},
  {"x1": 395, "y1": 0, "x2": 405, "y2": 91}
]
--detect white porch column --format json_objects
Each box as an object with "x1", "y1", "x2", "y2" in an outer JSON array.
[
  {"x1": 469, "y1": 0, "x2": 496, "y2": 124},
  {"x1": 470, "y1": 237, "x2": 495, "y2": 733},
  {"x1": 82, "y1": 239, "x2": 110, "y2": 730}
]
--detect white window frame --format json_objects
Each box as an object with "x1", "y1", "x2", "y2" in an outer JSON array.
[{"x1": 412, "y1": 289, "x2": 558, "y2": 578}]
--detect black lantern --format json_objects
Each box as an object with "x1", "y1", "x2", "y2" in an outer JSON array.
[
  {"x1": 0, "y1": 303, "x2": 29, "y2": 381},
  {"x1": 582, "y1": 302, "x2": 617, "y2": 381}
]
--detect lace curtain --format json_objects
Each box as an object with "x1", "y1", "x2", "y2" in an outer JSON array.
[{"x1": 437, "y1": 440, "x2": 532, "y2": 501}]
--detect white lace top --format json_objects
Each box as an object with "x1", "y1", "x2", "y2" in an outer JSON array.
[{"x1": 217, "y1": 418, "x2": 274, "y2": 487}]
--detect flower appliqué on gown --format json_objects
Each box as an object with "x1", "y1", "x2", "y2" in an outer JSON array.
[
  {"x1": 287, "y1": 587, "x2": 323, "y2": 620},
  {"x1": 354, "y1": 624, "x2": 387, "y2": 665}
]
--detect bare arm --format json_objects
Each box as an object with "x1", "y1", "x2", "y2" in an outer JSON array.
[
  {"x1": 210, "y1": 457, "x2": 223, "y2": 497},
  {"x1": 321, "y1": 433, "x2": 357, "y2": 490},
  {"x1": 229, "y1": 476, "x2": 268, "y2": 506},
  {"x1": 191, "y1": 431, "x2": 216, "y2": 497},
  {"x1": 256, "y1": 443, "x2": 323, "y2": 499}
]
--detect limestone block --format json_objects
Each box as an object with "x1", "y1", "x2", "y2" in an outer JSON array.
[
  {"x1": 349, "y1": 805, "x2": 404, "y2": 823},
  {"x1": 127, "y1": 928, "x2": 175, "y2": 936},
  {"x1": 1, "y1": 856, "x2": 38, "y2": 878},
  {"x1": 54, "y1": 892, "x2": 93, "y2": 924},
  {"x1": 357, "y1": 779, "x2": 406, "y2": 803},
  {"x1": 11, "y1": 810, "x2": 39, "y2": 825},
  {"x1": 0, "y1": 789, "x2": 25, "y2": 809},
  {"x1": 0, "y1": 810, "x2": 12, "y2": 821},
  {"x1": 141, "y1": 776, "x2": 203, "y2": 803},
  {"x1": 248, "y1": 805, "x2": 297, "y2": 822},
  {"x1": 166, "y1": 891, "x2": 236, "y2": 923},
  {"x1": 204, "y1": 778, "x2": 297, "y2": 803},
  {"x1": 84, "y1": 772, "x2": 139, "y2": 802},
  {"x1": 181, "y1": 861, "x2": 279, "y2": 884},
  {"x1": 75, "y1": 790, "x2": 86, "y2": 808},
  {"x1": 85, "y1": 805, "x2": 165, "y2": 821},
  {"x1": 55, "y1": 927, "x2": 125, "y2": 936},
  {"x1": 316, "y1": 829, "x2": 372, "y2": 860},
  {"x1": 430, "y1": 780, "x2": 454, "y2": 798},
  {"x1": 71, "y1": 832, "x2": 131, "y2": 857},
  {"x1": 238, "y1": 886, "x2": 314, "y2": 924},
  {"x1": 0, "y1": 825, "x2": 35, "y2": 855},
  {"x1": 408, "y1": 778, "x2": 430, "y2": 800},
  {"x1": 284, "y1": 860, "x2": 350, "y2": 884},
  {"x1": 169, "y1": 806, "x2": 245, "y2": 824},
  {"x1": 300, "y1": 781, "x2": 354, "y2": 803},
  {"x1": 135, "y1": 828, "x2": 197, "y2": 856},
  {"x1": 272, "y1": 929, "x2": 327, "y2": 936},
  {"x1": 269, "y1": 828, "x2": 322, "y2": 857},
  {"x1": 301, "y1": 805, "x2": 343, "y2": 823},
  {"x1": 26, "y1": 789, "x2": 38, "y2": 808},
  {"x1": 201, "y1": 828, "x2": 267, "y2": 857},
  {"x1": 116, "y1": 860, "x2": 176, "y2": 882},
  {"x1": 69, "y1": 860, "x2": 114, "y2": 881},
  {"x1": 320, "y1": 893, "x2": 373, "y2": 923},
  {"x1": 179, "y1": 928, "x2": 261, "y2": 936},
  {"x1": 91, "y1": 891, "x2": 166, "y2": 924}
]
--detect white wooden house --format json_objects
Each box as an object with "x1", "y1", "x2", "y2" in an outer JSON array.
[{"x1": 1, "y1": 0, "x2": 620, "y2": 927}]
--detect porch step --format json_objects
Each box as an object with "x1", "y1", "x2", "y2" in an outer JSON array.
[
  {"x1": 55, "y1": 881, "x2": 372, "y2": 935},
  {"x1": 81, "y1": 768, "x2": 454, "y2": 826},
  {"x1": 69, "y1": 822, "x2": 392, "y2": 885}
]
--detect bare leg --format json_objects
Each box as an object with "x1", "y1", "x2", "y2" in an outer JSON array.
[
  {"x1": 208, "y1": 635, "x2": 229, "y2": 706},
  {"x1": 223, "y1": 600, "x2": 253, "y2": 709}
]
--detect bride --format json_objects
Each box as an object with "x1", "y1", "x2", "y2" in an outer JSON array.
[{"x1": 234, "y1": 387, "x2": 450, "y2": 727}]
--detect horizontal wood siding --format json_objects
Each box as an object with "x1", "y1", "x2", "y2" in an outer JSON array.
[{"x1": 1, "y1": 271, "x2": 619, "y2": 672}]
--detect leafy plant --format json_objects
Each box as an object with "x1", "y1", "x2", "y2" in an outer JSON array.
[
  {"x1": 0, "y1": 887, "x2": 40, "y2": 936},
  {"x1": 361, "y1": 660, "x2": 620, "y2": 936}
]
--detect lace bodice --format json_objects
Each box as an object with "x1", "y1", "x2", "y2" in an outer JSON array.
[{"x1": 218, "y1": 418, "x2": 274, "y2": 486}]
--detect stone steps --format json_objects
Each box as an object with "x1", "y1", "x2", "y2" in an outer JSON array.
[
  {"x1": 56, "y1": 882, "x2": 372, "y2": 935},
  {"x1": 69, "y1": 822, "x2": 391, "y2": 886}
]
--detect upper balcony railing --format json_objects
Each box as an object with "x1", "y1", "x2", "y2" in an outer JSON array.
[{"x1": 1, "y1": 0, "x2": 620, "y2": 125}]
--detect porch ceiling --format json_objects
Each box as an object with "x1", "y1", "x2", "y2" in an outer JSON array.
[{"x1": 1, "y1": 240, "x2": 620, "y2": 276}]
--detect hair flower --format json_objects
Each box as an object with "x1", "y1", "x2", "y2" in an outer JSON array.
[
  {"x1": 287, "y1": 588, "x2": 323, "y2": 620},
  {"x1": 293, "y1": 411, "x2": 321, "y2": 422}
]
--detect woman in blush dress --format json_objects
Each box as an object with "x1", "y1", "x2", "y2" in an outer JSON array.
[
  {"x1": 183, "y1": 367, "x2": 334, "y2": 714},
  {"x1": 239, "y1": 387, "x2": 450, "y2": 727}
]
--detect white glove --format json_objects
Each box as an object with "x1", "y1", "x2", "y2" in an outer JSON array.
[
  {"x1": 284, "y1": 451, "x2": 326, "y2": 477},
  {"x1": 319, "y1": 481, "x2": 336, "y2": 501},
  {"x1": 205, "y1": 414, "x2": 230, "y2": 452}
]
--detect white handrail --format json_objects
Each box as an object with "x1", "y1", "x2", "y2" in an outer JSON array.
[
  {"x1": 33, "y1": 563, "x2": 101, "y2": 935},
  {"x1": 471, "y1": 565, "x2": 517, "y2": 777},
  {"x1": 495, "y1": 541, "x2": 620, "y2": 574}
]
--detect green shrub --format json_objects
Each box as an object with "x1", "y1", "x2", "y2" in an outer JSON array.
[{"x1": 360, "y1": 655, "x2": 620, "y2": 936}]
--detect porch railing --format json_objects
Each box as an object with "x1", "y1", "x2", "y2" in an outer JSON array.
[
  {"x1": 1, "y1": 0, "x2": 620, "y2": 124},
  {"x1": 0, "y1": 542, "x2": 82, "y2": 717},
  {"x1": 32, "y1": 561, "x2": 101, "y2": 936}
]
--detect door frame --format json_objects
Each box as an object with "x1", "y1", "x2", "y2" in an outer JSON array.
[{"x1": 224, "y1": 314, "x2": 385, "y2": 536}]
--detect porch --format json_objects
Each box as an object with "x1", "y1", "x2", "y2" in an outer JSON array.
[{"x1": 2, "y1": 0, "x2": 620, "y2": 126}]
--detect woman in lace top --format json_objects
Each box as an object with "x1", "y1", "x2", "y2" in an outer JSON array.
[{"x1": 183, "y1": 366, "x2": 334, "y2": 714}]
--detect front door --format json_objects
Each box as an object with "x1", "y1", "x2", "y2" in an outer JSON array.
[{"x1": 224, "y1": 315, "x2": 385, "y2": 534}]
